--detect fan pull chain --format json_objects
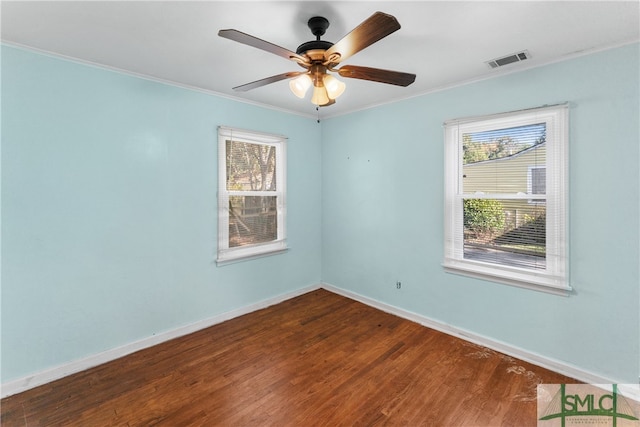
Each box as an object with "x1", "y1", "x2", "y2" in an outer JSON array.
[{"x1": 316, "y1": 106, "x2": 320, "y2": 123}]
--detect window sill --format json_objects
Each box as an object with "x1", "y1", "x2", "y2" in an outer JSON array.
[
  {"x1": 443, "y1": 260, "x2": 572, "y2": 296},
  {"x1": 216, "y1": 246, "x2": 288, "y2": 267}
]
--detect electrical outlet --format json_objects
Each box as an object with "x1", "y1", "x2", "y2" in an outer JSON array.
[{"x1": 396, "y1": 281, "x2": 402, "y2": 289}]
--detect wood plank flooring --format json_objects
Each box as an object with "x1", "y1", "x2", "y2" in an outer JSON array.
[{"x1": 1, "y1": 289, "x2": 579, "y2": 426}]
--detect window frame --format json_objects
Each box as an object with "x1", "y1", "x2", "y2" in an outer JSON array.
[
  {"x1": 217, "y1": 126, "x2": 287, "y2": 265},
  {"x1": 443, "y1": 104, "x2": 571, "y2": 295}
]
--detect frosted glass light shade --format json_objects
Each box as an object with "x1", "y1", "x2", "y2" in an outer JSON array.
[
  {"x1": 289, "y1": 74, "x2": 312, "y2": 98},
  {"x1": 311, "y1": 86, "x2": 330, "y2": 106},
  {"x1": 323, "y1": 75, "x2": 346, "y2": 99}
]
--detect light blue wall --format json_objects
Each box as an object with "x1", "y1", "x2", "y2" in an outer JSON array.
[
  {"x1": 321, "y1": 43, "x2": 639, "y2": 383},
  {"x1": 2, "y1": 42, "x2": 638, "y2": 386},
  {"x1": 1, "y1": 45, "x2": 322, "y2": 382}
]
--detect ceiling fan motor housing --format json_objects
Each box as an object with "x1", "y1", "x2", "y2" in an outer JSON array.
[{"x1": 296, "y1": 40, "x2": 333, "y2": 55}]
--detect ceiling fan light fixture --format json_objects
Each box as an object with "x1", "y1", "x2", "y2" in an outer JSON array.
[
  {"x1": 289, "y1": 74, "x2": 312, "y2": 98},
  {"x1": 323, "y1": 74, "x2": 346, "y2": 100},
  {"x1": 311, "y1": 85, "x2": 330, "y2": 106}
]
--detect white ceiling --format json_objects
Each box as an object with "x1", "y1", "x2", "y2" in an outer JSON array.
[{"x1": 2, "y1": 1, "x2": 639, "y2": 118}]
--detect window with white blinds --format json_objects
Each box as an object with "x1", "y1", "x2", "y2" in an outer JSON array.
[
  {"x1": 443, "y1": 105, "x2": 570, "y2": 295},
  {"x1": 217, "y1": 127, "x2": 287, "y2": 265}
]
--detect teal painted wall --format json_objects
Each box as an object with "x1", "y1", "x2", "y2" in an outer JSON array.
[
  {"x1": 321, "y1": 43, "x2": 639, "y2": 383},
  {"x1": 1, "y1": 45, "x2": 322, "y2": 382}
]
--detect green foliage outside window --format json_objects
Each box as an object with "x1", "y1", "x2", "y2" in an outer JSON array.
[{"x1": 463, "y1": 199, "x2": 506, "y2": 241}]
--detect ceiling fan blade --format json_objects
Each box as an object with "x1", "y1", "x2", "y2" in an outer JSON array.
[
  {"x1": 337, "y1": 65, "x2": 416, "y2": 87},
  {"x1": 324, "y1": 12, "x2": 401, "y2": 64},
  {"x1": 320, "y1": 99, "x2": 336, "y2": 107},
  {"x1": 232, "y1": 71, "x2": 305, "y2": 92},
  {"x1": 219, "y1": 29, "x2": 309, "y2": 65}
]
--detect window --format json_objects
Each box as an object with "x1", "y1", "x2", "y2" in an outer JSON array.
[
  {"x1": 443, "y1": 105, "x2": 570, "y2": 295},
  {"x1": 529, "y1": 166, "x2": 546, "y2": 196},
  {"x1": 217, "y1": 126, "x2": 287, "y2": 264},
  {"x1": 527, "y1": 166, "x2": 547, "y2": 205}
]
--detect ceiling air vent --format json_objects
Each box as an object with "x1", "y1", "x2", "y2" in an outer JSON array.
[{"x1": 486, "y1": 50, "x2": 530, "y2": 69}]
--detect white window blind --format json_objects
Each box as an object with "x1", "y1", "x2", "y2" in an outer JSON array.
[
  {"x1": 443, "y1": 104, "x2": 570, "y2": 295},
  {"x1": 217, "y1": 127, "x2": 287, "y2": 265}
]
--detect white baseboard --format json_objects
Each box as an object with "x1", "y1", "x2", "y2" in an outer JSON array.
[
  {"x1": 321, "y1": 283, "x2": 619, "y2": 385},
  {"x1": 2, "y1": 282, "x2": 623, "y2": 399},
  {"x1": 0, "y1": 284, "x2": 321, "y2": 398}
]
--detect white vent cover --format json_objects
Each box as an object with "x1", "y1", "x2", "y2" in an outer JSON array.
[{"x1": 486, "y1": 50, "x2": 530, "y2": 69}]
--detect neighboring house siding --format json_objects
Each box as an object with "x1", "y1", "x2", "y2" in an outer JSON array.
[
  {"x1": 463, "y1": 143, "x2": 546, "y2": 195},
  {"x1": 463, "y1": 143, "x2": 546, "y2": 228}
]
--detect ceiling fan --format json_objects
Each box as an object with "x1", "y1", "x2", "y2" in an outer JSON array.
[{"x1": 218, "y1": 11, "x2": 416, "y2": 107}]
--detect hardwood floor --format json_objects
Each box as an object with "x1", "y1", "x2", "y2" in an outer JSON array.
[{"x1": 1, "y1": 289, "x2": 579, "y2": 426}]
